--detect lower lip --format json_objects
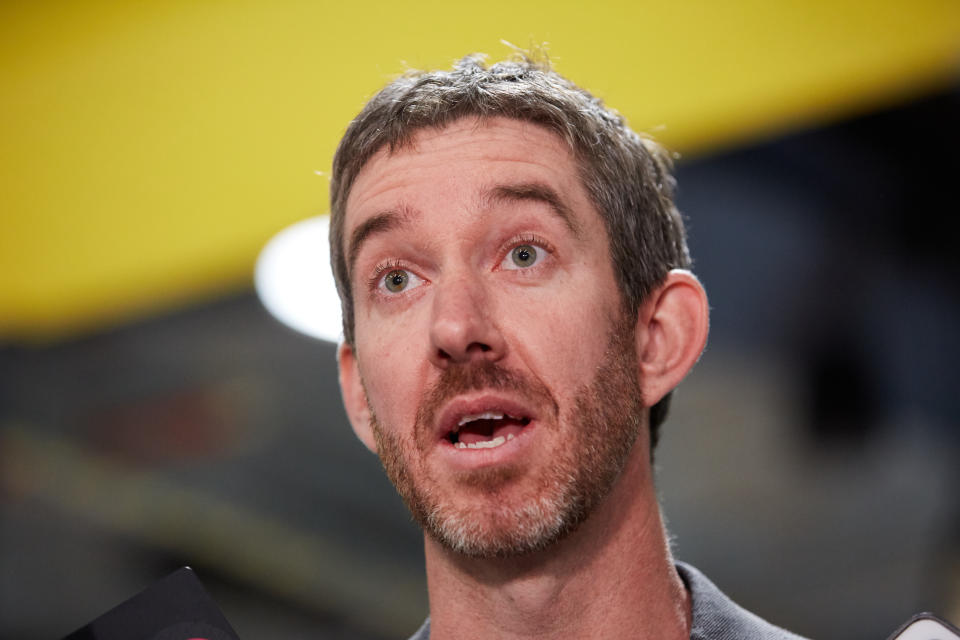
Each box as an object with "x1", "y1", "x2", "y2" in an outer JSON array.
[{"x1": 433, "y1": 421, "x2": 537, "y2": 470}]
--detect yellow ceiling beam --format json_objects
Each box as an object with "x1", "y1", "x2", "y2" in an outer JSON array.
[{"x1": 2, "y1": 1, "x2": 958, "y2": 340}]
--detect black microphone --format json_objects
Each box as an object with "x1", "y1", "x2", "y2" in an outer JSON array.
[{"x1": 62, "y1": 567, "x2": 240, "y2": 640}]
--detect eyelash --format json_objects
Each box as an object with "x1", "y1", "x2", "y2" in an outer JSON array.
[
  {"x1": 368, "y1": 259, "x2": 412, "y2": 292},
  {"x1": 366, "y1": 233, "x2": 555, "y2": 294},
  {"x1": 499, "y1": 234, "x2": 554, "y2": 268}
]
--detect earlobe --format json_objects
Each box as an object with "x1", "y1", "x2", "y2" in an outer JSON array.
[
  {"x1": 635, "y1": 269, "x2": 710, "y2": 407},
  {"x1": 337, "y1": 342, "x2": 378, "y2": 453}
]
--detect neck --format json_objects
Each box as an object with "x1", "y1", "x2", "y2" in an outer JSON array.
[{"x1": 423, "y1": 446, "x2": 691, "y2": 640}]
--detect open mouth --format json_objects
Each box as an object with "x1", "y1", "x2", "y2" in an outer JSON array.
[{"x1": 448, "y1": 411, "x2": 531, "y2": 450}]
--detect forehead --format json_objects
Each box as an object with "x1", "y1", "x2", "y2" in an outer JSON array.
[
  {"x1": 343, "y1": 117, "x2": 598, "y2": 264},
  {"x1": 343, "y1": 117, "x2": 593, "y2": 250}
]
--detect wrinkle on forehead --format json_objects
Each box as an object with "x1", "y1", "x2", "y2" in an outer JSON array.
[{"x1": 342, "y1": 117, "x2": 593, "y2": 278}]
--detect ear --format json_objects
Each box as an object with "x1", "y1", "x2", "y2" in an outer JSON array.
[
  {"x1": 337, "y1": 342, "x2": 377, "y2": 453},
  {"x1": 635, "y1": 269, "x2": 709, "y2": 407}
]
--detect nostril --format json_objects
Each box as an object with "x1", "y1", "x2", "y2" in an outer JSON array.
[
  {"x1": 435, "y1": 341, "x2": 492, "y2": 365},
  {"x1": 428, "y1": 304, "x2": 505, "y2": 364}
]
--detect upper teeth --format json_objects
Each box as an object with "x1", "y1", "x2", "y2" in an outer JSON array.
[{"x1": 456, "y1": 411, "x2": 505, "y2": 429}]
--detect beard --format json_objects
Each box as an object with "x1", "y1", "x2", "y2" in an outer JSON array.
[{"x1": 370, "y1": 318, "x2": 644, "y2": 558}]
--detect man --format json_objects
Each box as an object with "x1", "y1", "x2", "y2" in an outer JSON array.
[{"x1": 329, "y1": 52, "x2": 807, "y2": 640}]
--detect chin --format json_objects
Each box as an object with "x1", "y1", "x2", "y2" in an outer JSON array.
[{"x1": 422, "y1": 473, "x2": 590, "y2": 558}]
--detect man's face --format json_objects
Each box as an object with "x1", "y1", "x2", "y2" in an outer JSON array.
[{"x1": 339, "y1": 117, "x2": 647, "y2": 557}]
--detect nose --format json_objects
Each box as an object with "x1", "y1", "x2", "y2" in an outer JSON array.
[{"x1": 429, "y1": 273, "x2": 506, "y2": 367}]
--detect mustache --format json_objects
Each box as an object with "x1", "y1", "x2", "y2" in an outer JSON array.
[{"x1": 415, "y1": 361, "x2": 557, "y2": 441}]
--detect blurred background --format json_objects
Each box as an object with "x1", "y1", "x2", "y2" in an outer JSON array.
[{"x1": 2, "y1": 2, "x2": 959, "y2": 638}]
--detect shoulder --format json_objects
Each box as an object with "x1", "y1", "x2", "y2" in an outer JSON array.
[{"x1": 678, "y1": 562, "x2": 810, "y2": 640}]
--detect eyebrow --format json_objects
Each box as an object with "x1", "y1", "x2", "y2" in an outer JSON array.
[
  {"x1": 347, "y1": 206, "x2": 413, "y2": 276},
  {"x1": 482, "y1": 182, "x2": 582, "y2": 238}
]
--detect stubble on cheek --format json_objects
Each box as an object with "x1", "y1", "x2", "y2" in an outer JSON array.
[{"x1": 370, "y1": 413, "x2": 421, "y2": 510}]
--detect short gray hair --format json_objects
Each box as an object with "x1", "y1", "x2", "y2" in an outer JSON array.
[{"x1": 329, "y1": 52, "x2": 691, "y2": 444}]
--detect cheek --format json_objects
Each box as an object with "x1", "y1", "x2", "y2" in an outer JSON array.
[
  {"x1": 497, "y1": 288, "x2": 622, "y2": 385},
  {"x1": 355, "y1": 325, "x2": 428, "y2": 424}
]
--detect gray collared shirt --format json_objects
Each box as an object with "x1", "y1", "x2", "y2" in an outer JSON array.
[{"x1": 406, "y1": 562, "x2": 808, "y2": 639}]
